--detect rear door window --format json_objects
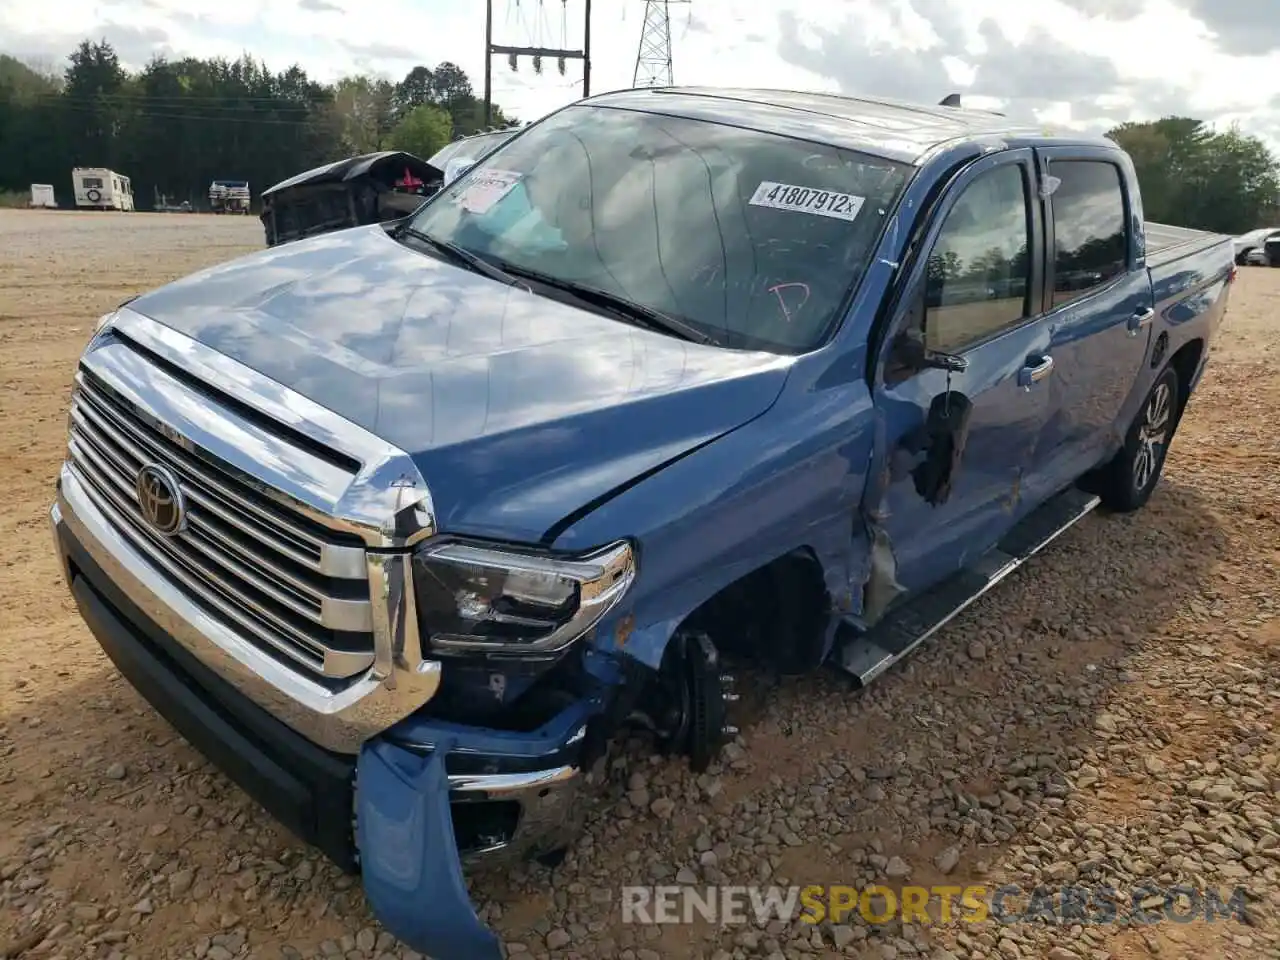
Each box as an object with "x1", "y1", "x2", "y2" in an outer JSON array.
[{"x1": 1047, "y1": 161, "x2": 1128, "y2": 307}]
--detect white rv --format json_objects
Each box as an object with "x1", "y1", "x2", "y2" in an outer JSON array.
[
  {"x1": 28, "y1": 184, "x2": 57, "y2": 209},
  {"x1": 72, "y1": 168, "x2": 135, "y2": 211}
]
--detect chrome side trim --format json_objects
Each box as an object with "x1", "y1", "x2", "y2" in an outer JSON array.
[
  {"x1": 448, "y1": 765, "x2": 578, "y2": 796},
  {"x1": 449, "y1": 765, "x2": 584, "y2": 865},
  {"x1": 96, "y1": 308, "x2": 437, "y2": 550},
  {"x1": 54, "y1": 465, "x2": 442, "y2": 754}
]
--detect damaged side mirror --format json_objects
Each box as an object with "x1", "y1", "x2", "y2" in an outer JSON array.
[{"x1": 886, "y1": 327, "x2": 969, "y2": 383}]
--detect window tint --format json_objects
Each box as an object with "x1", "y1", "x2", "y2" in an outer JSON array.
[
  {"x1": 409, "y1": 105, "x2": 912, "y2": 354},
  {"x1": 1049, "y1": 160, "x2": 1127, "y2": 307},
  {"x1": 923, "y1": 164, "x2": 1030, "y2": 354}
]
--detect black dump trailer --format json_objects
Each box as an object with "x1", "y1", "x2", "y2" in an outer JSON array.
[
  {"x1": 259, "y1": 151, "x2": 443, "y2": 248},
  {"x1": 259, "y1": 129, "x2": 524, "y2": 248}
]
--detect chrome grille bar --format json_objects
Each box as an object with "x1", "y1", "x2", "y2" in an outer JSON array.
[
  {"x1": 66, "y1": 371, "x2": 377, "y2": 680},
  {"x1": 73, "y1": 371, "x2": 366, "y2": 578}
]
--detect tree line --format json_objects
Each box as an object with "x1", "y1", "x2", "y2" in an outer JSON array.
[
  {"x1": 1, "y1": 39, "x2": 1278, "y2": 233},
  {"x1": 0, "y1": 40, "x2": 518, "y2": 209},
  {"x1": 1105, "y1": 117, "x2": 1278, "y2": 235}
]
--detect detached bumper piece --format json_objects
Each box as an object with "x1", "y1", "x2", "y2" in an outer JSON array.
[
  {"x1": 53, "y1": 511, "x2": 588, "y2": 960},
  {"x1": 357, "y1": 741, "x2": 501, "y2": 959}
]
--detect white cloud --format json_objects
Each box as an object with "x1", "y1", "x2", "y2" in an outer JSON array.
[{"x1": 1, "y1": 0, "x2": 1277, "y2": 151}]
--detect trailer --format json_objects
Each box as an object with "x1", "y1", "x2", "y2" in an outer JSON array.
[
  {"x1": 72, "y1": 168, "x2": 134, "y2": 211},
  {"x1": 28, "y1": 184, "x2": 57, "y2": 209},
  {"x1": 209, "y1": 180, "x2": 252, "y2": 214},
  {"x1": 259, "y1": 151, "x2": 441, "y2": 247}
]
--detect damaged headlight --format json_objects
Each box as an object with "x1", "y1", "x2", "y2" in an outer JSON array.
[{"x1": 412, "y1": 539, "x2": 636, "y2": 655}]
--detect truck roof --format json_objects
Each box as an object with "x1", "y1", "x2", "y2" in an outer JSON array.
[{"x1": 584, "y1": 86, "x2": 1115, "y2": 164}]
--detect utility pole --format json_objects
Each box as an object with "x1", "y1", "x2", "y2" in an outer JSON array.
[
  {"x1": 633, "y1": 0, "x2": 688, "y2": 88},
  {"x1": 484, "y1": 0, "x2": 593, "y2": 127},
  {"x1": 484, "y1": 0, "x2": 494, "y2": 127}
]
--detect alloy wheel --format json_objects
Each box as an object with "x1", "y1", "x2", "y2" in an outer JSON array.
[{"x1": 1132, "y1": 381, "x2": 1172, "y2": 492}]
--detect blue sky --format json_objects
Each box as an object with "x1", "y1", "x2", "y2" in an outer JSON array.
[{"x1": 2, "y1": 0, "x2": 1277, "y2": 151}]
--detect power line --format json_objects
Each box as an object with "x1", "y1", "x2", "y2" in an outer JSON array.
[
  {"x1": 485, "y1": 0, "x2": 591, "y2": 125},
  {"x1": 51, "y1": 101, "x2": 317, "y2": 125}
]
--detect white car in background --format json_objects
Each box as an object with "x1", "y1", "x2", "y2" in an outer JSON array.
[{"x1": 1234, "y1": 227, "x2": 1280, "y2": 265}]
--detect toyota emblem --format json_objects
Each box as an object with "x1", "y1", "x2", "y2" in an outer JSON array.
[{"x1": 135, "y1": 464, "x2": 186, "y2": 536}]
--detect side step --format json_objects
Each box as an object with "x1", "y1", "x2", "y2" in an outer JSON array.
[{"x1": 836, "y1": 487, "x2": 1100, "y2": 686}]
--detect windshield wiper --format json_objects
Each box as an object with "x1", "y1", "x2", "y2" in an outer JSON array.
[
  {"x1": 489, "y1": 261, "x2": 718, "y2": 346},
  {"x1": 399, "y1": 226, "x2": 525, "y2": 288}
]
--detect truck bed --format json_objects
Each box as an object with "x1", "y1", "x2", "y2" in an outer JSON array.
[{"x1": 1145, "y1": 220, "x2": 1229, "y2": 270}]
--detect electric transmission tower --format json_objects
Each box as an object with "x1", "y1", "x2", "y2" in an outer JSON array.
[{"x1": 633, "y1": 0, "x2": 688, "y2": 88}]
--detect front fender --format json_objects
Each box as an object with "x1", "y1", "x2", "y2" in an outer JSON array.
[{"x1": 556, "y1": 351, "x2": 878, "y2": 669}]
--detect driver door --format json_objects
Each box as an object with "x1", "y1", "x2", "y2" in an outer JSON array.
[{"x1": 867, "y1": 148, "x2": 1053, "y2": 600}]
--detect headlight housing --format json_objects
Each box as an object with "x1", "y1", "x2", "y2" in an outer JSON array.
[{"x1": 412, "y1": 539, "x2": 636, "y2": 656}]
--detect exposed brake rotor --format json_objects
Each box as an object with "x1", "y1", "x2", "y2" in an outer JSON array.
[{"x1": 648, "y1": 630, "x2": 738, "y2": 773}]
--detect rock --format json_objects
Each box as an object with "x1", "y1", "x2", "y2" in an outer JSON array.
[
  {"x1": 1204, "y1": 784, "x2": 1238, "y2": 803},
  {"x1": 169, "y1": 868, "x2": 195, "y2": 895},
  {"x1": 885, "y1": 856, "x2": 911, "y2": 878},
  {"x1": 545, "y1": 928, "x2": 571, "y2": 950},
  {"x1": 934, "y1": 846, "x2": 961, "y2": 875},
  {"x1": 1094, "y1": 715, "x2": 1119, "y2": 734},
  {"x1": 104, "y1": 762, "x2": 126, "y2": 780},
  {"x1": 831, "y1": 925, "x2": 857, "y2": 949},
  {"x1": 650, "y1": 798, "x2": 676, "y2": 818}
]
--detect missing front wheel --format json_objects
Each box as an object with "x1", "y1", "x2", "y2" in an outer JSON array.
[{"x1": 632, "y1": 630, "x2": 737, "y2": 773}]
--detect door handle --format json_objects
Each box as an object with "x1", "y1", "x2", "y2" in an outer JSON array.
[
  {"x1": 1018, "y1": 355, "x2": 1054, "y2": 388},
  {"x1": 1128, "y1": 307, "x2": 1155, "y2": 335}
]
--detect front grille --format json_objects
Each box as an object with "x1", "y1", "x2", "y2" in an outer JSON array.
[{"x1": 65, "y1": 370, "x2": 376, "y2": 680}]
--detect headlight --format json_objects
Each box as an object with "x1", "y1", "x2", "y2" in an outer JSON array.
[{"x1": 412, "y1": 539, "x2": 635, "y2": 655}]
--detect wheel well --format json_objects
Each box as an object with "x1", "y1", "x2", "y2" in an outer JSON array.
[
  {"x1": 1167, "y1": 338, "x2": 1204, "y2": 423},
  {"x1": 680, "y1": 548, "x2": 830, "y2": 675}
]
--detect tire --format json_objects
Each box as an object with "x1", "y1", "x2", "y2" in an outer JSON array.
[
  {"x1": 1091, "y1": 365, "x2": 1180, "y2": 513},
  {"x1": 86, "y1": 188, "x2": 101, "y2": 203}
]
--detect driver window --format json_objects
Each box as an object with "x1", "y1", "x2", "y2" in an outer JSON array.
[{"x1": 924, "y1": 164, "x2": 1031, "y2": 354}]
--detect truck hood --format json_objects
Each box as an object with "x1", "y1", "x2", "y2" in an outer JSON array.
[{"x1": 126, "y1": 225, "x2": 793, "y2": 541}]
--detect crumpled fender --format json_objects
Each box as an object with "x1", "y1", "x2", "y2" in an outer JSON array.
[{"x1": 356, "y1": 737, "x2": 504, "y2": 960}]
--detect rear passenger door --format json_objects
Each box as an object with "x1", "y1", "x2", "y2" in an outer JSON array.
[{"x1": 1029, "y1": 148, "x2": 1154, "y2": 500}]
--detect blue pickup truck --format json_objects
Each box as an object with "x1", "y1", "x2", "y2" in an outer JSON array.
[{"x1": 50, "y1": 87, "x2": 1234, "y2": 958}]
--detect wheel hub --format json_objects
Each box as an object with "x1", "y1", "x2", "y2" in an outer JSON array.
[{"x1": 636, "y1": 632, "x2": 737, "y2": 772}]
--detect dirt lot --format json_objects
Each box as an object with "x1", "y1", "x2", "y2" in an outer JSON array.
[{"x1": 1, "y1": 209, "x2": 1278, "y2": 960}]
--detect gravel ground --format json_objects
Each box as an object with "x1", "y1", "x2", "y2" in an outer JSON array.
[{"x1": 1, "y1": 210, "x2": 1277, "y2": 960}]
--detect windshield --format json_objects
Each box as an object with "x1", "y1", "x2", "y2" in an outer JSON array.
[{"x1": 408, "y1": 105, "x2": 911, "y2": 353}]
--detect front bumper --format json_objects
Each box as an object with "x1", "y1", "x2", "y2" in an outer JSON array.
[{"x1": 52, "y1": 489, "x2": 593, "y2": 960}]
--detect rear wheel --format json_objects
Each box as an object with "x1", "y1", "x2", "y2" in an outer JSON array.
[{"x1": 1089, "y1": 365, "x2": 1180, "y2": 513}]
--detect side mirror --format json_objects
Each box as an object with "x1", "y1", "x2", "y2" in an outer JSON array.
[
  {"x1": 443, "y1": 156, "x2": 477, "y2": 186},
  {"x1": 888, "y1": 329, "x2": 969, "y2": 379}
]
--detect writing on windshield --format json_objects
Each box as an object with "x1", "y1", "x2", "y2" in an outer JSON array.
[{"x1": 409, "y1": 104, "x2": 911, "y2": 354}]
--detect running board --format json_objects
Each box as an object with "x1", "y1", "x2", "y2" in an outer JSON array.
[{"x1": 836, "y1": 487, "x2": 1100, "y2": 686}]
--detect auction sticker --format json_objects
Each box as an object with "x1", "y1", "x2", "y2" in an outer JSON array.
[
  {"x1": 457, "y1": 169, "x2": 523, "y2": 214},
  {"x1": 748, "y1": 181, "x2": 865, "y2": 222}
]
